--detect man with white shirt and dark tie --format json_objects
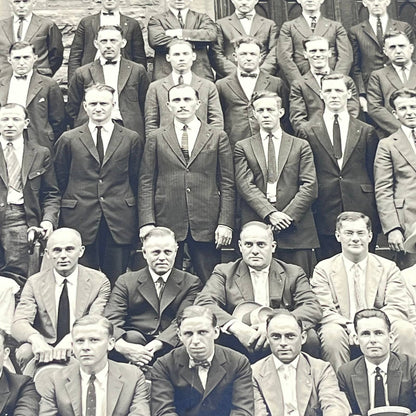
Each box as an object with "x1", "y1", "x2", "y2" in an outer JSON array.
[{"x1": 302, "y1": 73, "x2": 380, "y2": 260}]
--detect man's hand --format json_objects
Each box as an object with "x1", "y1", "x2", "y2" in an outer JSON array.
[
  {"x1": 139, "y1": 224, "x2": 155, "y2": 241},
  {"x1": 40, "y1": 220, "x2": 54, "y2": 239},
  {"x1": 215, "y1": 225, "x2": 232, "y2": 249},
  {"x1": 359, "y1": 96, "x2": 368, "y2": 113},
  {"x1": 165, "y1": 29, "x2": 183, "y2": 39},
  {"x1": 115, "y1": 338, "x2": 154, "y2": 366},
  {"x1": 249, "y1": 322, "x2": 269, "y2": 351},
  {"x1": 388, "y1": 229, "x2": 405, "y2": 252},
  {"x1": 53, "y1": 334, "x2": 73, "y2": 361},
  {"x1": 346, "y1": 324, "x2": 358, "y2": 346},
  {"x1": 269, "y1": 211, "x2": 293, "y2": 232},
  {"x1": 28, "y1": 334, "x2": 54, "y2": 363},
  {"x1": 229, "y1": 320, "x2": 258, "y2": 352},
  {"x1": 145, "y1": 339, "x2": 163, "y2": 354}
]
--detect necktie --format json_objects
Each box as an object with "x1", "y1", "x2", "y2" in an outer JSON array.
[
  {"x1": 374, "y1": 367, "x2": 386, "y2": 408},
  {"x1": 267, "y1": 134, "x2": 277, "y2": 184},
  {"x1": 155, "y1": 277, "x2": 165, "y2": 299},
  {"x1": 181, "y1": 124, "x2": 189, "y2": 163},
  {"x1": 86, "y1": 373, "x2": 96, "y2": 416},
  {"x1": 352, "y1": 264, "x2": 366, "y2": 311},
  {"x1": 189, "y1": 359, "x2": 210, "y2": 369},
  {"x1": 333, "y1": 114, "x2": 342, "y2": 160},
  {"x1": 103, "y1": 10, "x2": 114, "y2": 15},
  {"x1": 17, "y1": 17, "x2": 24, "y2": 41},
  {"x1": 412, "y1": 129, "x2": 416, "y2": 148},
  {"x1": 14, "y1": 74, "x2": 27, "y2": 80},
  {"x1": 236, "y1": 12, "x2": 253, "y2": 20},
  {"x1": 104, "y1": 60, "x2": 117, "y2": 65},
  {"x1": 401, "y1": 66, "x2": 408, "y2": 84},
  {"x1": 177, "y1": 10, "x2": 184, "y2": 28},
  {"x1": 310, "y1": 16, "x2": 317, "y2": 33},
  {"x1": 4, "y1": 142, "x2": 22, "y2": 192},
  {"x1": 56, "y1": 279, "x2": 70, "y2": 345},
  {"x1": 178, "y1": 74, "x2": 184, "y2": 85},
  {"x1": 314, "y1": 71, "x2": 328, "y2": 77},
  {"x1": 240, "y1": 72, "x2": 257, "y2": 78},
  {"x1": 96, "y1": 126, "x2": 104, "y2": 164},
  {"x1": 376, "y1": 17, "x2": 384, "y2": 47}
]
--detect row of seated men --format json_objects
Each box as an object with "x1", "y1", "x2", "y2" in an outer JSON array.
[{"x1": 3, "y1": 217, "x2": 416, "y2": 415}]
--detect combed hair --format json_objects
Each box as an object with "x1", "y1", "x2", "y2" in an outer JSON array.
[
  {"x1": 177, "y1": 306, "x2": 217, "y2": 328},
  {"x1": 354, "y1": 308, "x2": 391, "y2": 332},
  {"x1": 384, "y1": 30, "x2": 410, "y2": 45},
  {"x1": 320, "y1": 72, "x2": 349, "y2": 89},
  {"x1": 389, "y1": 87, "x2": 416, "y2": 110},
  {"x1": 266, "y1": 309, "x2": 303, "y2": 332},
  {"x1": 167, "y1": 38, "x2": 194, "y2": 52},
  {"x1": 167, "y1": 83, "x2": 199, "y2": 101},
  {"x1": 9, "y1": 41, "x2": 36, "y2": 55},
  {"x1": 250, "y1": 90, "x2": 282, "y2": 108},
  {"x1": 240, "y1": 221, "x2": 274, "y2": 240},
  {"x1": 1, "y1": 103, "x2": 28, "y2": 119},
  {"x1": 233, "y1": 36, "x2": 263, "y2": 51},
  {"x1": 142, "y1": 226, "x2": 176, "y2": 243},
  {"x1": 335, "y1": 211, "x2": 372, "y2": 233},
  {"x1": 72, "y1": 315, "x2": 114, "y2": 337},
  {"x1": 84, "y1": 83, "x2": 115, "y2": 98},
  {"x1": 302, "y1": 35, "x2": 329, "y2": 50},
  {"x1": 96, "y1": 25, "x2": 124, "y2": 38}
]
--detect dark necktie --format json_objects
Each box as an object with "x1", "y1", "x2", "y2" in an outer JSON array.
[
  {"x1": 412, "y1": 129, "x2": 416, "y2": 147},
  {"x1": 4, "y1": 142, "x2": 22, "y2": 193},
  {"x1": 189, "y1": 359, "x2": 211, "y2": 369},
  {"x1": 103, "y1": 11, "x2": 114, "y2": 15},
  {"x1": 56, "y1": 279, "x2": 70, "y2": 345},
  {"x1": 96, "y1": 126, "x2": 104, "y2": 165},
  {"x1": 267, "y1": 134, "x2": 277, "y2": 183},
  {"x1": 104, "y1": 60, "x2": 117, "y2": 65},
  {"x1": 155, "y1": 277, "x2": 165, "y2": 299},
  {"x1": 177, "y1": 10, "x2": 184, "y2": 28},
  {"x1": 178, "y1": 74, "x2": 184, "y2": 85},
  {"x1": 240, "y1": 72, "x2": 257, "y2": 78},
  {"x1": 310, "y1": 16, "x2": 317, "y2": 33},
  {"x1": 181, "y1": 124, "x2": 189, "y2": 163},
  {"x1": 333, "y1": 114, "x2": 342, "y2": 160},
  {"x1": 401, "y1": 66, "x2": 408, "y2": 84},
  {"x1": 236, "y1": 12, "x2": 253, "y2": 20},
  {"x1": 86, "y1": 373, "x2": 96, "y2": 416},
  {"x1": 374, "y1": 366, "x2": 386, "y2": 407},
  {"x1": 14, "y1": 74, "x2": 27, "y2": 80},
  {"x1": 376, "y1": 17, "x2": 384, "y2": 47},
  {"x1": 17, "y1": 17, "x2": 24, "y2": 41}
]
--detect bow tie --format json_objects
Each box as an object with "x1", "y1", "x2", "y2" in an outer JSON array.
[
  {"x1": 103, "y1": 11, "x2": 114, "y2": 15},
  {"x1": 104, "y1": 60, "x2": 117, "y2": 65},
  {"x1": 240, "y1": 72, "x2": 257, "y2": 78},
  {"x1": 14, "y1": 75, "x2": 27, "y2": 80},
  {"x1": 189, "y1": 359, "x2": 211, "y2": 369},
  {"x1": 236, "y1": 12, "x2": 254, "y2": 20},
  {"x1": 314, "y1": 71, "x2": 328, "y2": 76}
]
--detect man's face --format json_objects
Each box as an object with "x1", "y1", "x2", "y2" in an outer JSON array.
[
  {"x1": 142, "y1": 235, "x2": 178, "y2": 276},
  {"x1": 363, "y1": 0, "x2": 391, "y2": 17},
  {"x1": 0, "y1": 337, "x2": 10, "y2": 372},
  {"x1": 252, "y1": 96, "x2": 284, "y2": 132},
  {"x1": 354, "y1": 317, "x2": 393, "y2": 364},
  {"x1": 101, "y1": 0, "x2": 120, "y2": 11},
  {"x1": 10, "y1": 0, "x2": 36, "y2": 18},
  {"x1": 72, "y1": 324, "x2": 114, "y2": 373},
  {"x1": 166, "y1": 43, "x2": 196, "y2": 73},
  {"x1": 166, "y1": 0, "x2": 192, "y2": 10},
  {"x1": 320, "y1": 78, "x2": 351, "y2": 113},
  {"x1": 234, "y1": 42, "x2": 261, "y2": 73},
  {"x1": 335, "y1": 219, "x2": 371, "y2": 261},
  {"x1": 178, "y1": 316, "x2": 219, "y2": 361},
  {"x1": 167, "y1": 86, "x2": 200, "y2": 124},
  {"x1": 392, "y1": 95, "x2": 416, "y2": 129},
  {"x1": 231, "y1": 0, "x2": 259, "y2": 14},
  {"x1": 296, "y1": 0, "x2": 325, "y2": 13},
  {"x1": 303, "y1": 39, "x2": 331, "y2": 70},
  {"x1": 383, "y1": 34, "x2": 414, "y2": 67},
  {"x1": 0, "y1": 106, "x2": 29, "y2": 141},
  {"x1": 268, "y1": 315, "x2": 306, "y2": 364},
  {"x1": 94, "y1": 29, "x2": 126, "y2": 61},
  {"x1": 8, "y1": 46, "x2": 37, "y2": 75},
  {"x1": 83, "y1": 89, "x2": 114, "y2": 125},
  {"x1": 239, "y1": 225, "x2": 276, "y2": 271}
]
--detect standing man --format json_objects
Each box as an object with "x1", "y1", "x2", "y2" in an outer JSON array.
[
  {"x1": 145, "y1": 39, "x2": 223, "y2": 138},
  {"x1": 0, "y1": 103, "x2": 60, "y2": 286},
  {"x1": 0, "y1": 0, "x2": 63, "y2": 76},
  {"x1": 349, "y1": 0, "x2": 414, "y2": 112},
  {"x1": 139, "y1": 84, "x2": 234, "y2": 284},
  {"x1": 375, "y1": 87, "x2": 416, "y2": 269},
  {"x1": 148, "y1": 0, "x2": 217, "y2": 81},
  {"x1": 210, "y1": 0, "x2": 278, "y2": 78},
  {"x1": 68, "y1": 0, "x2": 146, "y2": 83},
  {"x1": 277, "y1": 0, "x2": 352, "y2": 84},
  {"x1": 311, "y1": 211, "x2": 415, "y2": 371},
  {"x1": 367, "y1": 30, "x2": 416, "y2": 138},
  {"x1": 150, "y1": 306, "x2": 254, "y2": 416},
  {"x1": 302, "y1": 73, "x2": 379, "y2": 260},
  {"x1": 0, "y1": 41, "x2": 65, "y2": 152},
  {"x1": 55, "y1": 84, "x2": 143, "y2": 285},
  {"x1": 234, "y1": 91, "x2": 319, "y2": 277},
  {"x1": 67, "y1": 25, "x2": 149, "y2": 137}
]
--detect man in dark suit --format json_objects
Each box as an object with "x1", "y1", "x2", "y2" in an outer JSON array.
[
  {"x1": 290, "y1": 35, "x2": 360, "y2": 137},
  {"x1": 150, "y1": 305, "x2": 254, "y2": 416},
  {"x1": 210, "y1": 0, "x2": 278, "y2": 78},
  {"x1": 195, "y1": 221, "x2": 322, "y2": 361},
  {"x1": 337, "y1": 308, "x2": 416, "y2": 416},
  {"x1": 0, "y1": 103, "x2": 60, "y2": 286},
  {"x1": 139, "y1": 83, "x2": 235, "y2": 284},
  {"x1": 145, "y1": 39, "x2": 223, "y2": 138},
  {"x1": 55, "y1": 83, "x2": 143, "y2": 285},
  {"x1": 277, "y1": 0, "x2": 352, "y2": 85},
  {"x1": 105, "y1": 227, "x2": 201, "y2": 366},
  {"x1": 12, "y1": 228, "x2": 111, "y2": 371},
  {"x1": 349, "y1": 0, "x2": 414, "y2": 113},
  {"x1": 67, "y1": 25, "x2": 149, "y2": 137},
  {"x1": 302, "y1": 73, "x2": 379, "y2": 260},
  {"x1": 0, "y1": 41, "x2": 65, "y2": 152},
  {"x1": 0, "y1": 0, "x2": 63, "y2": 76},
  {"x1": 148, "y1": 0, "x2": 217, "y2": 81},
  {"x1": 68, "y1": 0, "x2": 146, "y2": 83},
  {"x1": 368, "y1": 30, "x2": 416, "y2": 138},
  {"x1": 234, "y1": 91, "x2": 319, "y2": 277},
  {"x1": 39, "y1": 315, "x2": 150, "y2": 416},
  {"x1": 216, "y1": 36, "x2": 289, "y2": 148}
]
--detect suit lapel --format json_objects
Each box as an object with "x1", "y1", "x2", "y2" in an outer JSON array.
[
  {"x1": 364, "y1": 255, "x2": 382, "y2": 308},
  {"x1": 79, "y1": 124, "x2": 100, "y2": 165},
  {"x1": 393, "y1": 128, "x2": 416, "y2": 173},
  {"x1": 26, "y1": 72, "x2": 43, "y2": 107},
  {"x1": 159, "y1": 269, "x2": 183, "y2": 314},
  {"x1": 304, "y1": 72, "x2": 321, "y2": 96},
  {"x1": 203, "y1": 347, "x2": 227, "y2": 400},
  {"x1": 276, "y1": 133, "x2": 293, "y2": 183},
  {"x1": 187, "y1": 123, "x2": 211, "y2": 167},
  {"x1": 24, "y1": 15, "x2": 41, "y2": 42},
  {"x1": 162, "y1": 74, "x2": 175, "y2": 92},
  {"x1": 0, "y1": 77, "x2": 9, "y2": 105},
  {"x1": 362, "y1": 20, "x2": 379, "y2": 47},
  {"x1": 234, "y1": 262, "x2": 255, "y2": 301},
  {"x1": 177, "y1": 350, "x2": 205, "y2": 394},
  {"x1": 64, "y1": 365, "x2": 83, "y2": 416},
  {"x1": 250, "y1": 14, "x2": 263, "y2": 37},
  {"x1": 162, "y1": 126, "x2": 187, "y2": 166},
  {"x1": 254, "y1": 71, "x2": 271, "y2": 94},
  {"x1": 387, "y1": 354, "x2": 402, "y2": 405},
  {"x1": 330, "y1": 255, "x2": 350, "y2": 318},
  {"x1": 269, "y1": 260, "x2": 285, "y2": 308},
  {"x1": 315, "y1": 16, "x2": 330, "y2": 37},
  {"x1": 311, "y1": 124, "x2": 339, "y2": 169},
  {"x1": 227, "y1": 72, "x2": 249, "y2": 103},
  {"x1": 117, "y1": 58, "x2": 132, "y2": 94},
  {"x1": 74, "y1": 267, "x2": 91, "y2": 319},
  {"x1": 250, "y1": 135, "x2": 268, "y2": 182},
  {"x1": 102, "y1": 124, "x2": 123, "y2": 167},
  {"x1": 21, "y1": 140, "x2": 37, "y2": 188},
  {"x1": 257, "y1": 356, "x2": 283, "y2": 415},
  {"x1": 190, "y1": 74, "x2": 202, "y2": 93},
  {"x1": 408, "y1": 64, "x2": 416, "y2": 87},
  {"x1": 90, "y1": 60, "x2": 105, "y2": 84},
  {"x1": 342, "y1": 118, "x2": 361, "y2": 169},
  {"x1": 3, "y1": 18, "x2": 14, "y2": 45},
  {"x1": 167, "y1": 9, "x2": 183, "y2": 30},
  {"x1": 40, "y1": 270, "x2": 57, "y2": 332},
  {"x1": 229, "y1": 14, "x2": 245, "y2": 37},
  {"x1": 0, "y1": 147, "x2": 7, "y2": 187},
  {"x1": 295, "y1": 16, "x2": 312, "y2": 38},
  {"x1": 351, "y1": 357, "x2": 370, "y2": 416},
  {"x1": 137, "y1": 268, "x2": 159, "y2": 313},
  {"x1": 296, "y1": 355, "x2": 313, "y2": 416},
  {"x1": 0, "y1": 372, "x2": 10, "y2": 416},
  {"x1": 384, "y1": 64, "x2": 404, "y2": 91},
  {"x1": 184, "y1": 9, "x2": 197, "y2": 29},
  {"x1": 91, "y1": 13, "x2": 101, "y2": 37},
  {"x1": 107, "y1": 361, "x2": 124, "y2": 416}
]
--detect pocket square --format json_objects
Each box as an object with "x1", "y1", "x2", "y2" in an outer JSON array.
[{"x1": 38, "y1": 97, "x2": 45, "y2": 103}]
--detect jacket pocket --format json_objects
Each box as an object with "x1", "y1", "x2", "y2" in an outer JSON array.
[
  {"x1": 125, "y1": 197, "x2": 136, "y2": 207},
  {"x1": 360, "y1": 184, "x2": 374, "y2": 193},
  {"x1": 61, "y1": 199, "x2": 78, "y2": 209}
]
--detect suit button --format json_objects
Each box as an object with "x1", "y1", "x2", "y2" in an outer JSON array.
[
  {"x1": 100, "y1": 196, "x2": 104, "y2": 201},
  {"x1": 154, "y1": 317, "x2": 158, "y2": 321},
  {"x1": 0, "y1": 203, "x2": 4, "y2": 207},
  {"x1": 186, "y1": 188, "x2": 191, "y2": 193},
  {"x1": 99, "y1": 179, "x2": 103, "y2": 183},
  {"x1": 339, "y1": 176, "x2": 343, "y2": 180},
  {"x1": 185, "y1": 168, "x2": 189, "y2": 172}
]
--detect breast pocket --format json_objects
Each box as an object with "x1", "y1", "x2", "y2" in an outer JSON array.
[{"x1": 28, "y1": 168, "x2": 46, "y2": 190}]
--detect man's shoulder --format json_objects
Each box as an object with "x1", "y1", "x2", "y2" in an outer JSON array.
[
  {"x1": 216, "y1": 72, "x2": 237, "y2": 88},
  {"x1": 31, "y1": 13, "x2": 57, "y2": 28},
  {"x1": 3, "y1": 367, "x2": 35, "y2": 389},
  {"x1": 108, "y1": 359, "x2": 145, "y2": 381},
  {"x1": 271, "y1": 257, "x2": 305, "y2": 277},
  {"x1": 212, "y1": 259, "x2": 246, "y2": 278},
  {"x1": 120, "y1": 13, "x2": 141, "y2": 27},
  {"x1": 281, "y1": 15, "x2": 302, "y2": 29},
  {"x1": 315, "y1": 254, "x2": 343, "y2": 272},
  {"x1": 77, "y1": 13, "x2": 99, "y2": 26},
  {"x1": 78, "y1": 264, "x2": 108, "y2": 283},
  {"x1": 367, "y1": 252, "x2": 397, "y2": 269},
  {"x1": 25, "y1": 268, "x2": 54, "y2": 286},
  {"x1": 33, "y1": 72, "x2": 60, "y2": 88},
  {"x1": 170, "y1": 268, "x2": 201, "y2": 286},
  {"x1": 122, "y1": 58, "x2": 147, "y2": 75}
]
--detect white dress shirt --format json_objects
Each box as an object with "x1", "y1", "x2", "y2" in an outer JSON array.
[
  {"x1": 302, "y1": 11, "x2": 321, "y2": 29},
  {"x1": 0, "y1": 135, "x2": 24, "y2": 204},
  {"x1": 7, "y1": 70, "x2": 33, "y2": 107},
  {"x1": 401, "y1": 125, "x2": 416, "y2": 155},
  {"x1": 249, "y1": 265, "x2": 270, "y2": 307},
  {"x1": 236, "y1": 11, "x2": 256, "y2": 35},
  {"x1": 100, "y1": 9, "x2": 120, "y2": 26},
  {"x1": 323, "y1": 109, "x2": 350, "y2": 169},
  {"x1": 54, "y1": 267, "x2": 78, "y2": 330},
  {"x1": 149, "y1": 267, "x2": 171, "y2": 297},
  {"x1": 237, "y1": 69, "x2": 259, "y2": 100},
  {"x1": 273, "y1": 355, "x2": 300, "y2": 416},
  {"x1": 311, "y1": 65, "x2": 330, "y2": 86},
  {"x1": 99, "y1": 56, "x2": 123, "y2": 121},
  {"x1": 172, "y1": 71, "x2": 192, "y2": 85},
  {"x1": 174, "y1": 117, "x2": 201, "y2": 156},
  {"x1": 169, "y1": 7, "x2": 189, "y2": 25},
  {"x1": 88, "y1": 120, "x2": 114, "y2": 155},
  {"x1": 369, "y1": 13, "x2": 389, "y2": 38},
  {"x1": 392, "y1": 62, "x2": 412, "y2": 84},
  {"x1": 13, "y1": 13, "x2": 33, "y2": 41},
  {"x1": 189, "y1": 352, "x2": 214, "y2": 389},
  {"x1": 80, "y1": 363, "x2": 108, "y2": 416},
  {"x1": 365, "y1": 356, "x2": 390, "y2": 409}
]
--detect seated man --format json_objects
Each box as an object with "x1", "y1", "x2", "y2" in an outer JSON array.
[
  {"x1": 104, "y1": 227, "x2": 201, "y2": 367},
  {"x1": 338, "y1": 309, "x2": 416, "y2": 416},
  {"x1": 150, "y1": 305, "x2": 253, "y2": 416},
  {"x1": 39, "y1": 315, "x2": 150, "y2": 415},
  {"x1": 195, "y1": 221, "x2": 322, "y2": 361},
  {"x1": 311, "y1": 211, "x2": 415, "y2": 371},
  {"x1": 0, "y1": 328, "x2": 40, "y2": 415},
  {"x1": 252, "y1": 310, "x2": 350, "y2": 416},
  {"x1": 11, "y1": 228, "x2": 111, "y2": 371}
]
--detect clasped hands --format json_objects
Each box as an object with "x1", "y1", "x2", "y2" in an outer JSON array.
[
  {"x1": 29, "y1": 333, "x2": 72, "y2": 364},
  {"x1": 229, "y1": 320, "x2": 269, "y2": 352}
]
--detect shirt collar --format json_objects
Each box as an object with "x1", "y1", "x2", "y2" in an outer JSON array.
[
  {"x1": 188, "y1": 351, "x2": 215, "y2": 367},
  {"x1": 401, "y1": 124, "x2": 415, "y2": 139},
  {"x1": 392, "y1": 61, "x2": 412, "y2": 72},
  {"x1": 169, "y1": 7, "x2": 189, "y2": 18},
  {"x1": 14, "y1": 13, "x2": 32, "y2": 23},
  {"x1": 248, "y1": 265, "x2": 270, "y2": 277},
  {"x1": 323, "y1": 109, "x2": 349, "y2": 121},
  {"x1": 302, "y1": 11, "x2": 321, "y2": 23},
  {"x1": 100, "y1": 10, "x2": 120, "y2": 18},
  {"x1": 172, "y1": 70, "x2": 192, "y2": 83},
  {"x1": 174, "y1": 116, "x2": 200, "y2": 131},
  {"x1": 13, "y1": 69, "x2": 33, "y2": 80},
  {"x1": 99, "y1": 55, "x2": 120, "y2": 66},
  {"x1": 369, "y1": 13, "x2": 389, "y2": 28},
  {"x1": 53, "y1": 266, "x2": 78, "y2": 285},
  {"x1": 80, "y1": 362, "x2": 109, "y2": 384},
  {"x1": 365, "y1": 355, "x2": 390, "y2": 375},
  {"x1": 88, "y1": 119, "x2": 114, "y2": 135},
  {"x1": 238, "y1": 68, "x2": 259, "y2": 78},
  {"x1": 273, "y1": 354, "x2": 300, "y2": 371},
  {"x1": 0, "y1": 135, "x2": 24, "y2": 151},
  {"x1": 260, "y1": 128, "x2": 282, "y2": 141},
  {"x1": 148, "y1": 267, "x2": 172, "y2": 284},
  {"x1": 342, "y1": 255, "x2": 368, "y2": 273}
]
